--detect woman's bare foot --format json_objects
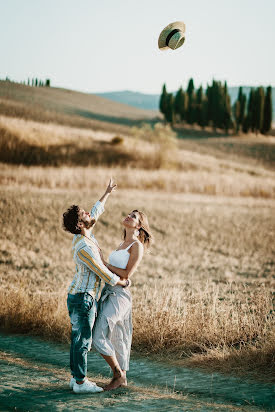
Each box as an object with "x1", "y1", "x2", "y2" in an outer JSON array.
[{"x1": 104, "y1": 369, "x2": 127, "y2": 391}]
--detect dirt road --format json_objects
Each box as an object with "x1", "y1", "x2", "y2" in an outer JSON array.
[{"x1": 0, "y1": 332, "x2": 274, "y2": 411}]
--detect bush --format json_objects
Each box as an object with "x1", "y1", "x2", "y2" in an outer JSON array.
[
  {"x1": 131, "y1": 123, "x2": 180, "y2": 169},
  {"x1": 111, "y1": 135, "x2": 124, "y2": 145}
]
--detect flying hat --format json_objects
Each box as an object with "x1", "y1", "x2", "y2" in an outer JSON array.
[{"x1": 158, "y1": 21, "x2": 186, "y2": 51}]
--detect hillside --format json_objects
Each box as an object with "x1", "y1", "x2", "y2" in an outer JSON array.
[
  {"x1": 0, "y1": 81, "x2": 158, "y2": 132},
  {"x1": 96, "y1": 87, "x2": 275, "y2": 118}
]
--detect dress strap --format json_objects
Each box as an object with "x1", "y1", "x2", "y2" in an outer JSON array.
[{"x1": 125, "y1": 241, "x2": 138, "y2": 251}]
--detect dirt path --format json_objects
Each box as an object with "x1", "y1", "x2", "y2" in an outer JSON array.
[{"x1": 0, "y1": 332, "x2": 274, "y2": 411}]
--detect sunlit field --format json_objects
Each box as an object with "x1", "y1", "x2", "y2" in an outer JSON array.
[
  {"x1": 0, "y1": 183, "x2": 274, "y2": 381},
  {"x1": 0, "y1": 87, "x2": 275, "y2": 382}
]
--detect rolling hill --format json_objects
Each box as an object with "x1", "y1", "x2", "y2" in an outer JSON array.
[{"x1": 0, "y1": 81, "x2": 159, "y2": 133}]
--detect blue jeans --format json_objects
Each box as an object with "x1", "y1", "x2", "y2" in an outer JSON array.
[{"x1": 67, "y1": 293, "x2": 97, "y2": 381}]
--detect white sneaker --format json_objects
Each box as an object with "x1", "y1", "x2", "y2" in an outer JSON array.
[
  {"x1": 70, "y1": 377, "x2": 98, "y2": 390},
  {"x1": 70, "y1": 377, "x2": 76, "y2": 389},
  {"x1": 73, "y1": 379, "x2": 103, "y2": 394}
]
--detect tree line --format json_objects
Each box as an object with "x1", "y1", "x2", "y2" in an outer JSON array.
[
  {"x1": 159, "y1": 79, "x2": 273, "y2": 135},
  {"x1": 3, "y1": 76, "x2": 51, "y2": 87}
]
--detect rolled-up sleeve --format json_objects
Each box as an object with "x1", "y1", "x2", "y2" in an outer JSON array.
[
  {"x1": 90, "y1": 201, "x2": 104, "y2": 221},
  {"x1": 77, "y1": 246, "x2": 119, "y2": 286}
]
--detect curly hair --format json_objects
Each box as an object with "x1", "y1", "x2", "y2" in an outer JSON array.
[{"x1": 63, "y1": 205, "x2": 81, "y2": 235}]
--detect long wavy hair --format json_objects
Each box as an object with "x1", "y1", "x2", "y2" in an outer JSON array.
[{"x1": 123, "y1": 209, "x2": 153, "y2": 250}]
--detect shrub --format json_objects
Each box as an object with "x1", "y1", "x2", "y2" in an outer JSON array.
[{"x1": 111, "y1": 135, "x2": 124, "y2": 145}]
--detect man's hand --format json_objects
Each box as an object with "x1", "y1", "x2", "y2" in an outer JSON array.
[
  {"x1": 99, "y1": 178, "x2": 117, "y2": 206},
  {"x1": 105, "y1": 178, "x2": 117, "y2": 194},
  {"x1": 116, "y1": 278, "x2": 131, "y2": 288}
]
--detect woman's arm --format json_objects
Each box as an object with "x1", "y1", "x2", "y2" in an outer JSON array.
[{"x1": 107, "y1": 242, "x2": 144, "y2": 279}]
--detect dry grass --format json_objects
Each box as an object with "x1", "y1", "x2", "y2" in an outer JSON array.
[
  {"x1": 1, "y1": 162, "x2": 275, "y2": 198},
  {"x1": 0, "y1": 97, "x2": 132, "y2": 135},
  {"x1": 0, "y1": 185, "x2": 274, "y2": 381},
  {"x1": 1, "y1": 114, "x2": 275, "y2": 197},
  {"x1": 0, "y1": 80, "x2": 158, "y2": 130},
  {"x1": 0, "y1": 115, "x2": 181, "y2": 169},
  {"x1": 0, "y1": 86, "x2": 275, "y2": 380}
]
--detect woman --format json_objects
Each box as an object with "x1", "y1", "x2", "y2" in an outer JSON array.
[{"x1": 93, "y1": 209, "x2": 152, "y2": 391}]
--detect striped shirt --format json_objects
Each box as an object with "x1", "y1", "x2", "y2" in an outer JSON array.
[{"x1": 68, "y1": 200, "x2": 120, "y2": 300}]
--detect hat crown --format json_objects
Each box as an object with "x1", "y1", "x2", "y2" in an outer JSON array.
[{"x1": 167, "y1": 31, "x2": 185, "y2": 50}]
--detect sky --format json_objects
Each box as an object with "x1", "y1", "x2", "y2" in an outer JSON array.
[{"x1": 1, "y1": 0, "x2": 274, "y2": 94}]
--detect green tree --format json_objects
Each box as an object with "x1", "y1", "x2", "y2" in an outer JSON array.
[
  {"x1": 223, "y1": 93, "x2": 232, "y2": 133},
  {"x1": 159, "y1": 84, "x2": 168, "y2": 121},
  {"x1": 233, "y1": 100, "x2": 241, "y2": 132},
  {"x1": 174, "y1": 87, "x2": 183, "y2": 123},
  {"x1": 255, "y1": 87, "x2": 265, "y2": 134},
  {"x1": 261, "y1": 86, "x2": 272, "y2": 134},
  {"x1": 234, "y1": 87, "x2": 246, "y2": 133},
  {"x1": 195, "y1": 85, "x2": 203, "y2": 126},
  {"x1": 246, "y1": 88, "x2": 256, "y2": 132},
  {"x1": 201, "y1": 96, "x2": 208, "y2": 128},
  {"x1": 45, "y1": 79, "x2": 50, "y2": 87},
  {"x1": 179, "y1": 92, "x2": 188, "y2": 122},
  {"x1": 186, "y1": 78, "x2": 195, "y2": 124},
  {"x1": 165, "y1": 93, "x2": 175, "y2": 124}
]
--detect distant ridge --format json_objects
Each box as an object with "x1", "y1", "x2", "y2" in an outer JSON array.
[
  {"x1": 96, "y1": 88, "x2": 275, "y2": 118},
  {"x1": 95, "y1": 90, "x2": 160, "y2": 111}
]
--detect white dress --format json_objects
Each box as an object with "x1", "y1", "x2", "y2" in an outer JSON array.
[{"x1": 93, "y1": 241, "x2": 137, "y2": 371}]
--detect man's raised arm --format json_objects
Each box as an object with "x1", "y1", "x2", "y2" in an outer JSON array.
[{"x1": 90, "y1": 178, "x2": 117, "y2": 221}]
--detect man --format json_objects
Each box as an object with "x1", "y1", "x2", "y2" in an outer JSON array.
[{"x1": 63, "y1": 179, "x2": 129, "y2": 394}]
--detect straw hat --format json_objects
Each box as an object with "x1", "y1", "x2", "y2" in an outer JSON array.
[{"x1": 158, "y1": 21, "x2": 186, "y2": 51}]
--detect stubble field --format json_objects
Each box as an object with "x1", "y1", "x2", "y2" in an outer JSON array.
[
  {"x1": 0, "y1": 86, "x2": 274, "y2": 383},
  {"x1": 0, "y1": 179, "x2": 274, "y2": 382}
]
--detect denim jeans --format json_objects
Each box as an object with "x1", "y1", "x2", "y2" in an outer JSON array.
[{"x1": 67, "y1": 293, "x2": 97, "y2": 381}]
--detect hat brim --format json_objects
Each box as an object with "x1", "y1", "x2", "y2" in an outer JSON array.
[{"x1": 158, "y1": 21, "x2": 186, "y2": 50}]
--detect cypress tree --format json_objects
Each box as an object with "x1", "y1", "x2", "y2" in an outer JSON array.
[
  {"x1": 233, "y1": 100, "x2": 241, "y2": 133},
  {"x1": 206, "y1": 83, "x2": 213, "y2": 126},
  {"x1": 262, "y1": 86, "x2": 272, "y2": 134},
  {"x1": 246, "y1": 88, "x2": 256, "y2": 132},
  {"x1": 212, "y1": 80, "x2": 222, "y2": 130},
  {"x1": 234, "y1": 87, "x2": 246, "y2": 133},
  {"x1": 201, "y1": 96, "x2": 208, "y2": 128},
  {"x1": 166, "y1": 93, "x2": 174, "y2": 124},
  {"x1": 255, "y1": 87, "x2": 265, "y2": 134},
  {"x1": 242, "y1": 115, "x2": 250, "y2": 133},
  {"x1": 179, "y1": 92, "x2": 188, "y2": 122},
  {"x1": 239, "y1": 88, "x2": 246, "y2": 130},
  {"x1": 186, "y1": 78, "x2": 195, "y2": 124},
  {"x1": 174, "y1": 87, "x2": 183, "y2": 123},
  {"x1": 223, "y1": 94, "x2": 232, "y2": 133},
  {"x1": 45, "y1": 79, "x2": 50, "y2": 87},
  {"x1": 196, "y1": 86, "x2": 203, "y2": 126},
  {"x1": 159, "y1": 84, "x2": 168, "y2": 121}
]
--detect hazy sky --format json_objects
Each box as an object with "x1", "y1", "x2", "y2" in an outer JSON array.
[{"x1": 1, "y1": 0, "x2": 274, "y2": 94}]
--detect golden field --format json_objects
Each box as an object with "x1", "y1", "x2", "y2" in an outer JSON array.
[
  {"x1": 0, "y1": 184, "x2": 274, "y2": 382},
  {"x1": 0, "y1": 83, "x2": 274, "y2": 383}
]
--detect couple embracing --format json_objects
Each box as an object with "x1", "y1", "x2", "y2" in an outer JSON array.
[{"x1": 62, "y1": 179, "x2": 152, "y2": 393}]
